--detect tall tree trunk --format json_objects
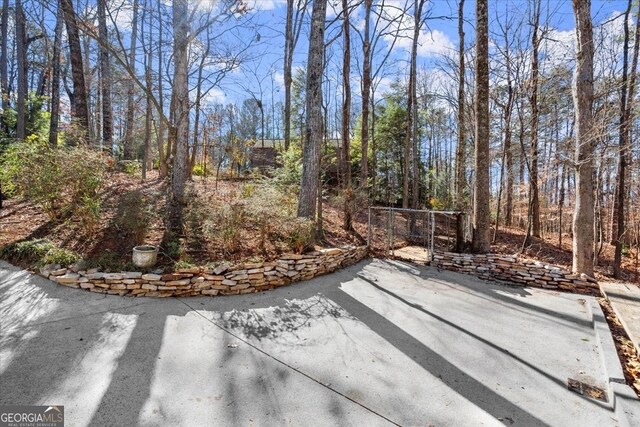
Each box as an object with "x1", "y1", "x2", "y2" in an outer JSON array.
[
  {"x1": 529, "y1": 0, "x2": 541, "y2": 237},
  {"x1": 455, "y1": 0, "x2": 466, "y2": 251},
  {"x1": 360, "y1": 0, "x2": 372, "y2": 188},
  {"x1": 403, "y1": 0, "x2": 423, "y2": 210},
  {"x1": 0, "y1": 0, "x2": 5, "y2": 210},
  {"x1": 472, "y1": 0, "x2": 491, "y2": 253},
  {"x1": 612, "y1": 0, "x2": 631, "y2": 268},
  {"x1": 142, "y1": 0, "x2": 152, "y2": 180},
  {"x1": 297, "y1": 0, "x2": 327, "y2": 222},
  {"x1": 409, "y1": 0, "x2": 424, "y2": 214},
  {"x1": 559, "y1": 162, "x2": 566, "y2": 247},
  {"x1": 411, "y1": 82, "x2": 419, "y2": 210},
  {"x1": 571, "y1": 0, "x2": 595, "y2": 276},
  {"x1": 60, "y1": 0, "x2": 89, "y2": 141},
  {"x1": 97, "y1": 0, "x2": 113, "y2": 153},
  {"x1": 283, "y1": 0, "x2": 305, "y2": 151},
  {"x1": 503, "y1": 47, "x2": 514, "y2": 228},
  {"x1": 49, "y1": 5, "x2": 63, "y2": 148},
  {"x1": 341, "y1": 0, "x2": 353, "y2": 231},
  {"x1": 284, "y1": 0, "x2": 294, "y2": 151},
  {"x1": 493, "y1": 133, "x2": 506, "y2": 243},
  {"x1": 370, "y1": 94, "x2": 377, "y2": 195},
  {"x1": 1, "y1": 0, "x2": 9, "y2": 133},
  {"x1": 190, "y1": 30, "x2": 210, "y2": 175},
  {"x1": 15, "y1": 0, "x2": 26, "y2": 140},
  {"x1": 124, "y1": 0, "x2": 139, "y2": 159},
  {"x1": 143, "y1": 85, "x2": 151, "y2": 181},
  {"x1": 156, "y1": 0, "x2": 167, "y2": 177},
  {"x1": 168, "y1": 0, "x2": 190, "y2": 234},
  {"x1": 82, "y1": 26, "x2": 94, "y2": 143},
  {"x1": 614, "y1": 0, "x2": 640, "y2": 278}
]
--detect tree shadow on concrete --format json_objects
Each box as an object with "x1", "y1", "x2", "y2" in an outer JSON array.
[
  {"x1": 87, "y1": 306, "x2": 170, "y2": 426},
  {"x1": 351, "y1": 273, "x2": 610, "y2": 410},
  {"x1": 321, "y1": 282, "x2": 551, "y2": 425},
  {"x1": 216, "y1": 295, "x2": 354, "y2": 341},
  {"x1": 376, "y1": 258, "x2": 595, "y2": 331},
  {"x1": 414, "y1": 262, "x2": 596, "y2": 330}
]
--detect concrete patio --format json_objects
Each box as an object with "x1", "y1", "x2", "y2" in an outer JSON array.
[{"x1": 1, "y1": 259, "x2": 638, "y2": 426}]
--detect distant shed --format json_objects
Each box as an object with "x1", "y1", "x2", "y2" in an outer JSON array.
[{"x1": 249, "y1": 139, "x2": 285, "y2": 170}]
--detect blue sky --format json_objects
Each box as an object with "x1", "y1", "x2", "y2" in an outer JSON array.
[
  {"x1": 211, "y1": 0, "x2": 632, "y2": 105},
  {"x1": 22, "y1": 0, "x2": 632, "y2": 122}
]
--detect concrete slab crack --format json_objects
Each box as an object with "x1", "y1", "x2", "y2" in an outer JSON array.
[{"x1": 176, "y1": 297, "x2": 400, "y2": 426}]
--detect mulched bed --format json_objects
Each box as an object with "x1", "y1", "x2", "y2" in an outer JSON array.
[{"x1": 599, "y1": 297, "x2": 640, "y2": 398}]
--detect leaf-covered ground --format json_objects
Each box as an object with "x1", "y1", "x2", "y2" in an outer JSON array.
[{"x1": 599, "y1": 298, "x2": 640, "y2": 398}]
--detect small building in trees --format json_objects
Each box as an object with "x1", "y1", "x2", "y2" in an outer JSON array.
[{"x1": 249, "y1": 139, "x2": 284, "y2": 170}]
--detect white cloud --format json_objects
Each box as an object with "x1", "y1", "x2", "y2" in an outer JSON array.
[
  {"x1": 542, "y1": 28, "x2": 575, "y2": 69},
  {"x1": 197, "y1": 87, "x2": 227, "y2": 105},
  {"x1": 245, "y1": 0, "x2": 287, "y2": 12},
  {"x1": 417, "y1": 29, "x2": 455, "y2": 56},
  {"x1": 273, "y1": 71, "x2": 285, "y2": 87},
  {"x1": 374, "y1": 76, "x2": 395, "y2": 94},
  {"x1": 326, "y1": 0, "x2": 339, "y2": 19},
  {"x1": 104, "y1": 0, "x2": 137, "y2": 30},
  {"x1": 379, "y1": 0, "x2": 454, "y2": 58}
]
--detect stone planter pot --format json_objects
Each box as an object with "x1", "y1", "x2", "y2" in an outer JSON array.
[{"x1": 132, "y1": 245, "x2": 159, "y2": 268}]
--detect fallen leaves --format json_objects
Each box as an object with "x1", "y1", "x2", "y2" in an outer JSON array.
[{"x1": 599, "y1": 298, "x2": 640, "y2": 397}]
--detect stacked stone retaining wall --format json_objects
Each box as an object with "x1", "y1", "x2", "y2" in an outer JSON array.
[
  {"x1": 431, "y1": 252, "x2": 599, "y2": 295},
  {"x1": 39, "y1": 246, "x2": 368, "y2": 297}
]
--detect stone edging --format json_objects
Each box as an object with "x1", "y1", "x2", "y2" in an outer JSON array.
[
  {"x1": 38, "y1": 246, "x2": 368, "y2": 297},
  {"x1": 431, "y1": 252, "x2": 599, "y2": 295}
]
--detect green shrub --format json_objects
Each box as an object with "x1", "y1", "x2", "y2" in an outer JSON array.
[
  {"x1": 118, "y1": 160, "x2": 141, "y2": 176},
  {"x1": 280, "y1": 218, "x2": 315, "y2": 253},
  {"x1": 0, "y1": 239, "x2": 80, "y2": 267},
  {"x1": 192, "y1": 181, "x2": 313, "y2": 255},
  {"x1": 271, "y1": 142, "x2": 303, "y2": 188},
  {"x1": 0, "y1": 141, "x2": 107, "y2": 230},
  {"x1": 174, "y1": 259, "x2": 196, "y2": 270},
  {"x1": 215, "y1": 204, "x2": 245, "y2": 254},
  {"x1": 84, "y1": 251, "x2": 133, "y2": 272},
  {"x1": 192, "y1": 164, "x2": 210, "y2": 177},
  {"x1": 162, "y1": 238, "x2": 183, "y2": 261},
  {"x1": 0, "y1": 239, "x2": 55, "y2": 265},
  {"x1": 241, "y1": 183, "x2": 256, "y2": 198},
  {"x1": 40, "y1": 247, "x2": 81, "y2": 267},
  {"x1": 113, "y1": 191, "x2": 151, "y2": 245}
]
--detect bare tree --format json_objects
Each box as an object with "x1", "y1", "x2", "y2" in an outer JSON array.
[
  {"x1": 142, "y1": 0, "x2": 153, "y2": 179},
  {"x1": 341, "y1": 0, "x2": 354, "y2": 230},
  {"x1": 15, "y1": 0, "x2": 26, "y2": 140},
  {"x1": 571, "y1": 0, "x2": 595, "y2": 276},
  {"x1": 359, "y1": 0, "x2": 372, "y2": 188},
  {"x1": 60, "y1": 0, "x2": 90, "y2": 140},
  {"x1": 123, "y1": 0, "x2": 139, "y2": 159},
  {"x1": 403, "y1": 0, "x2": 425, "y2": 210},
  {"x1": 97, "y1": 0, "x2": 113, "y2": 153},
  {"x1": 0, "y1": 0, "x2": 8, "y2": 133},
  {"x1": 157, "y1": 0, "x2": 167, "y2": 177},
  {"x1": 472, "y1": 0, "x2": 490, "y2": 253},
  {"x1": 297, "y1": 0, "x2": 327, "y2": 222},
  {"x1": 190, "y1": 28, "x2": 213, "y2": 173},
  {"x1": 353, "y1": 0, "x2": 406, "y2": 192},
  {"x1": 613, "y1": 0, "x2": 640, "y2": 278},
  {"x1": 284, "y1": 0, "x2": 308, "y2": 151},
  {"x1": 167, "y1": 0, "x2": 190, "y2": 233},
  {"x1": 491, "y1": 5, "x2": 519, "y2": 240},
  {"x1": 528, "y1": 0, "x2": 541, "y2": 238},
  {"x1": 455, "y1": 0, "x2": 466, "y2": 251},
  {"x1": 49, "y1": 6, "x2": 63, "y2": 148}
]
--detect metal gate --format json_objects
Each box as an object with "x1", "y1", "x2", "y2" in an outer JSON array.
[{"x1": 366, "y1": 207, "x2": 470, "y2": 261}]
